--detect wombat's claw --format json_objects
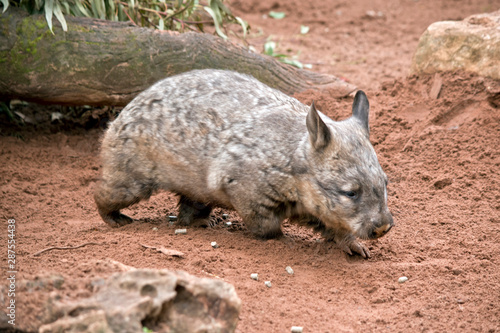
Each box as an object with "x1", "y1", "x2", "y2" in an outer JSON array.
[{"x1": 341, "y1": 239, "x2": 371, "y2": 258}]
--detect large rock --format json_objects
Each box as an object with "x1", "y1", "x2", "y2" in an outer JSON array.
[
  {"x1": 411, "y1": 11, "x2": 500, "y2": 79},
  {"x1": 39, "y1": 269, "x2": 241, "y2": 333}
]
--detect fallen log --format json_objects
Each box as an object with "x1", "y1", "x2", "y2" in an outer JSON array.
[{"x1": 0, "y1": 8, "x2": 356, "y2": 106}]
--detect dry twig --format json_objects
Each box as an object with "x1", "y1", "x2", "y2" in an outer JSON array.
[
  {"x1": 140, "y1": 244, "x2": 185, "y2": 258},
  {"x1": 32, "y1": 242, "x2": 103, "y2": 257}
]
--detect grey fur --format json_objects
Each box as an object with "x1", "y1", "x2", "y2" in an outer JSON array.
[{"x1": 94, "y1": 69, "x2": 393, "y2": 258}]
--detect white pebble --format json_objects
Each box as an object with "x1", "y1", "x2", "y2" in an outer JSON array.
[
  {"x1": 174, "y1": 229, "x2": 187, "y2": 235},
  {"x1": 225, "y1": 222, "x2": 232, "y2": 227},
  {"x1": 222, "y1": 213, "x2": 229, "y2": 218},
  {"x1": 250, "y1": 273, "x2": 259, "y2": 281},
  {"x1": 264, "y1": 281, "x2": 272, "y2": 288},
  {"x1": 211, "y1": 241, "x2": 219, "y2": 248},
  {"x1": 398, "y1": 276, "x2": 408, "y2": 283},
  {"x1": 285, "y1": 266, "x2": 294, "y2": 275},
  {"x1": 291, "y1": 326, "x2": 303, "y2": 332},
  {"x1": 152, "y1": 227, "x2": 158, "y2": 231}
]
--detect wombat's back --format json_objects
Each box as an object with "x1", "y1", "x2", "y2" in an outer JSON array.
[{"x1": 108, "y1": 69, "x2": 308, "y2": 157}]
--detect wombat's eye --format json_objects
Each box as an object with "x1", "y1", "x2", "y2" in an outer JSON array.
[{"x1": 343, "y1": 190, "x2": 359, "y2": 199}]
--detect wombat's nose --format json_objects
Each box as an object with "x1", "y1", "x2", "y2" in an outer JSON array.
[
  {"x1": 370, "y1": 223, "x2": 393, "y2": 238},
  {"x1": 370, "y1": 214, "x2": 394, "y2": 239}
]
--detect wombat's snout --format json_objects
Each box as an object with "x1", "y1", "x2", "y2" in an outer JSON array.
[{"x1": 368, "y1": 214, "x2": 394, "y2": 239}]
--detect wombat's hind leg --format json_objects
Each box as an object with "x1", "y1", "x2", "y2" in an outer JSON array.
[
  {"x1": 94, "y1": 180, "x2": 151, "y2": 227},
  {"x1": 177, "y1": 196, "x2": 213, "y2": 227},
  {"x1": 95, "y1": 196, "x2": 135, "y2": 228}
]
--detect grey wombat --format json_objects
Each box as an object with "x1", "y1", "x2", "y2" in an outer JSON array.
[{"x1": 94, "y1": 69, "x2": 393, "y2": 258}]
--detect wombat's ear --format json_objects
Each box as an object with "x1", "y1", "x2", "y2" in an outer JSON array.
[
  {"x1": 306, "y1": 101, "x2": 331, "y2": 150},
  {"x1": 352, "y1": 90, "x2": 370, "y2": 135}
]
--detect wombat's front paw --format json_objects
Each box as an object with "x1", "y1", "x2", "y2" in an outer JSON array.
[
  {"x1": 104, "y1": 212, "x2": 134, "y2": 228},
  {"x1": 339, "y1": 239, "x2": 371, "y2": 258},
  {"x1": 325, "y1": 230, "x2": 371, "y2": 258}
]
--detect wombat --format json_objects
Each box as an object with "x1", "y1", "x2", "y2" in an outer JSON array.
[{"x1": 94, "y1": 69, "x2": 393, "y2": 258}]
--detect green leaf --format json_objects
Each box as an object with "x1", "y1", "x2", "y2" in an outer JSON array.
[
  {"x1": 60, "y1": 1, "x2": 70, "y2": 15},
  {"x1": 158, "y1": 18, "x2": 164, "y2": 30},
  {"x1": 264, "y1": 41, "x2": 276, "y2": 55},
  {"x1": 142, "y1": 328, "x2": 153, "y2": 333},
  {"x1": 204, "y1": 6, "x2": 227, "y2": 40},
  {"x1": 45, "y1": 0, "x2": 54, "y2": 33},
  {"x1": 209, "y1": 0, "x2": 223, "y2": 25},
  {"x1": 1, "y1": 0, "x2": 9, "y2": 14},
  {"x1": 281, "y1": 58, "x2": 303, "y2": 68},
  {"x1": 300, "y1": 25, "x2": 309, "y2": 34},
  {"x1": 90, "y1": 0, "x2": 105, "y2": 19},
  {"x1": 235, "y1": 16, "x2": 248, "y2": 38},
  {"x1": 53, "y1": 1, "x2": 68, "y2": 31},
  {"x1": 212, "y1": 0, "x2": 232, "y2": 16},
  {"x1": 107, "y1": 0, "x2": 116, "y2": 20},
  {"x1": 269, "y1": 11, "x2": 285, "y2": 19},
  {"x1": 73, "y1": 1, "x2": 92, "y2": 18},
  {"x1": 117, "y1": 3, "x2": 126, "y2": 20}
]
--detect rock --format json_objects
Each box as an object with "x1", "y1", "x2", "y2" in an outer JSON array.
[
  {"x1": 40, "y1": 310, "x2": 113, "y2": 333},
  {"x1": 411, "y1": 11, "x2": 500, "y2": 80},
  {"x1": 39, "y1": 269, "x2": 241, "y2": 333}
]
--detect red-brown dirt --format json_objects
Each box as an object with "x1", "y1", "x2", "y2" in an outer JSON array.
[{"x1": 1, "y1": 0, "x2": 499, "y2": 332}]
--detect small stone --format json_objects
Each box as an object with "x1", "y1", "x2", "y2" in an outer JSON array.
[
  {"x1": 250, "y1": 273, "x2": 259, "y2": 281},
  {"x1": 175, "y1": 229, "x2": 187, "y2": 235},
  {"x1": 285, "y1": 266, "x2": 294, "y2": 275},
  {"x1": 222, "y1": 214, "x2": 229, "y2": 218},
  {"x1": 51, "y1": 112, "x2": 64, "y2": 122},
  {"x1": 365, "y1": 10, "x2": 384, "y2": 18},
  {"x1": 225, "y1": 222, "x2": 232, "y2": 227},
  {"x1": 398, "y1": 276, "x2": 408, "y2": 283},
  {"x1": 168, "y1": 215, "x2": 178, "y2": 221},
  {"x1": 291, "y1": 326, "x2": 303, "y2": 333},
  {"x1": 264, "y1": 281, "x2": 272, "y2": 288},
  {"x1": 152, "y1": 227, "x2": 158, "y2": 231},
  {"x1": 211, "y1": 241, "x2": 219, "y2": 248}
]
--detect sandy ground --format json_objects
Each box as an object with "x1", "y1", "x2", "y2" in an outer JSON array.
[{"x1": 1, "y1": 0, "x2": 499, "y2": 332}]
